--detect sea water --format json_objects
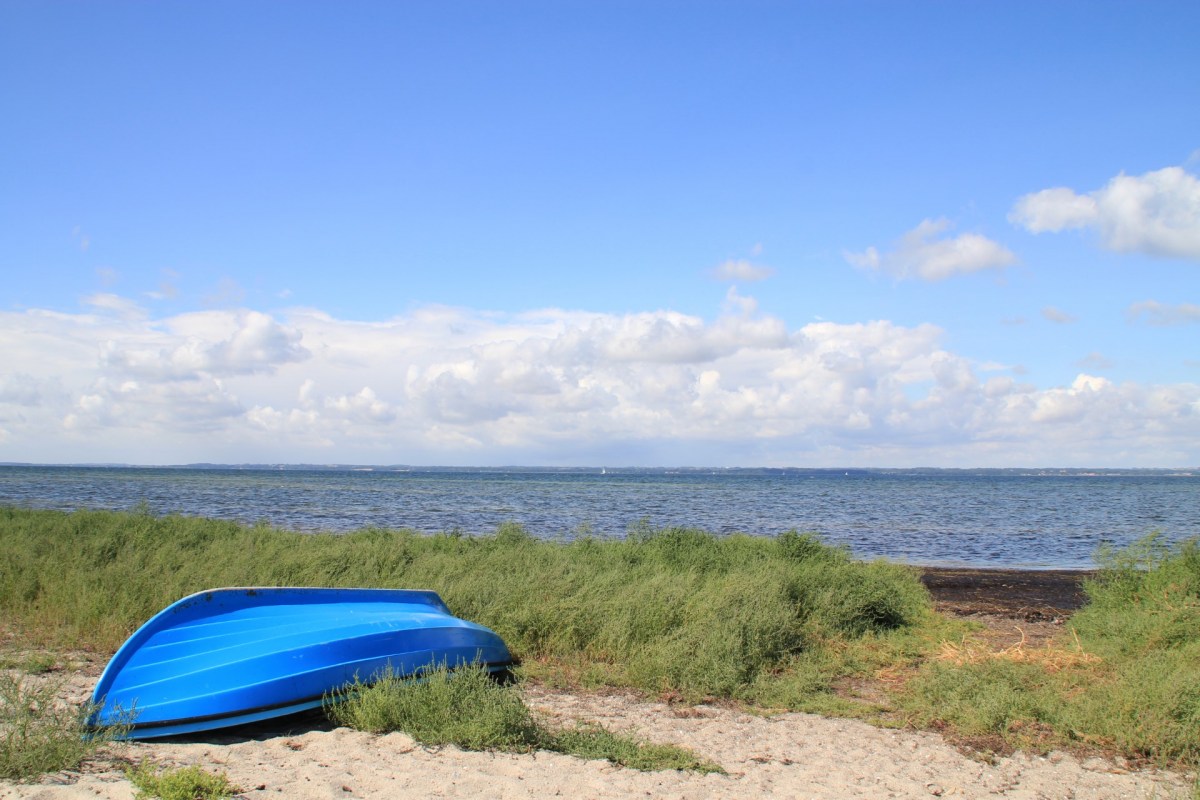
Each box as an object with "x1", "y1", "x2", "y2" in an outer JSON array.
[{"x1": 1, "y1": 465, "x2": 1196, "y2": 569}]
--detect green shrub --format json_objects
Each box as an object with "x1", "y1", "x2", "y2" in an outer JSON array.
[
  {"x1": 1060, "y1": 534, "x2": 1200, "y2": 761},
  {"x1": 1074, "y1": 534, "x2": 1200, "y2": 659},
  {"x1": 126, "y1": 762, "x2": 240, "y2": 800}
]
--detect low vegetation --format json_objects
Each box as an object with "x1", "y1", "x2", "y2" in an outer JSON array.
[
  {"x1": 126, "y1": 762, "x2": 241, "y2": 800},
  {"x1": 899, "y1": 534, "x2": 1200, "y2": 767},
  {"x1": 0, "y1": 672, "x2": 126, "y2": 781},
  {"x1": 2, "y1": 506, "x2": 1198, "y2": 780},
  {"x1": 0, "y1": 652, "x2": 57, "y2": 675},
  {"x1": 326, "y1": 662, "x2": 722, "y2": 773},
  {"x1": 0, "y1": 507, "x2": 930, "y2": 704}
]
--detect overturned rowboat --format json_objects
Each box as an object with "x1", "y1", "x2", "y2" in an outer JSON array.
[{"x1": 89, "y1": 587, "x2": 512, "y2": 739}]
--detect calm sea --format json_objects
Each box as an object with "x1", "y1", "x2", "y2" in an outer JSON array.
[{"x1": 1, "y1": 465, "x2": 1197, "y2": 569}]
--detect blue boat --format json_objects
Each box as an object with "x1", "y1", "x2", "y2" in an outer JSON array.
[{"x1": 89, "y1": 587, "x2": 512, "y2": 739}]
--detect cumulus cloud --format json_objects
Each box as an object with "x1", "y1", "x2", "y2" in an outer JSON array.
[
  {"x1": 1127, "y1": 300, "x2": 1200, "y2": 326},
  {"x1": 0, "y1": 293, "x2": 1198, "y2": 466},
  {"x1": 711, "y1": 259, "x2": 775, "y2": 282},
  {"x1": 100, "y1": 310, "x2": 309, "y2": 379},
  {"x1": 325, "y1": 387, "x2": 398, "y2": 424},
  {"x1": 845, "y1": 218, "x2": 1017, "y2": 281},
  {"x1": 1010, "y1": 165, "x2": 1200, "y2": 260}
]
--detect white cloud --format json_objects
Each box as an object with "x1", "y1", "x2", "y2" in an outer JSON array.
[
  {"x1": 1008, "y1": 188, "x2": 1098, "y2": 233},
  {"x1": 845, "y1": 218, "x2": 1017, "y2": 281},
  {"x1": 100, "y1": 310, "x2": 309, "y2": 380},
  {"x1": 711, "y1": 259, "x2": 774, "y2": 282},
  {"x1": 325, "y1": 387, "x2": 397, "y2": 424},
  {"x1": 0, "y1": 293, "x2": 1198, "y2": 466},
  {"x1": 1127, "y1": 300, "x2": 1200, "y2": 326},
  {"x1": 1010, "y1": 165, "x2": 1200, "y2": 260}
]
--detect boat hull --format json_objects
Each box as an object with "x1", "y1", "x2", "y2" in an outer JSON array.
[{"x1": 89, "y1": 587, "x2": 512, "y2": 739}]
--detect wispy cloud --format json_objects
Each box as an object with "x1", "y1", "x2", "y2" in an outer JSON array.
[
  {"x1": 202, "y1": 277, "x2": 247, "y2": 308},
  {"x1": 1077, "y1": 352, "x2": 1113, "y2": 370},
  {"x1": 711, "y1": 258, "x2": 774, "y2": 282},
  {"x1": 1041, "y1": 306, "x2": 1077, "y2": 324},
  {"x1": 145, "y1": 269, "x2": 181, "y2": 301},
  {"x1": 845, "y1": 218, "x2": 1016, "y2": 281},
  {"x1": 1010, "y1": 165, "x2": 1200, "y2": 261},
  {"x1": 1126, "y1": 299, "x2": 1200, "y2": 326},
  {"x1": 83, "y1": 293, "x2": 148, "y2": 321}
]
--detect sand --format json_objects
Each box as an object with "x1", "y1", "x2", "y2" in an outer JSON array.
[{"x1": 1, "y1": 667, "x2": 1192, "y2": 800}]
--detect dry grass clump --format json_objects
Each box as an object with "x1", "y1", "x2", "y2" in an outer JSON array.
[{"x1": 935, "y1": 627, "x2": 1101, "y2": 672}]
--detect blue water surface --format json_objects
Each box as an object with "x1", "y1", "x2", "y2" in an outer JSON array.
[{"x1": 1, "y1": 465, "x2": 1196, "y2": 569}]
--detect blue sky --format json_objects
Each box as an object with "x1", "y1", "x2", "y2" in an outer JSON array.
[{"x1": 2, "y1": 1, "x2": 1198, "y2": 467}]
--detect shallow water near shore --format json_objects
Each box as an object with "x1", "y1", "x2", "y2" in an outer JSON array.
[{"x1": 1, "y1": 465, "x2": 1197, "y2": 568}]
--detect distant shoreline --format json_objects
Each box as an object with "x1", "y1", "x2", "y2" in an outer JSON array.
[{"x1": 1, "y1": 462, "x2": 1196, "y2": 477}]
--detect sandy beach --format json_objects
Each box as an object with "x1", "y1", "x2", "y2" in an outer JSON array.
[
  {"x1": 2, "y1": 673, "x2": 1191, "y2": 800},
  {"x1": 3, "y1": 570, "x2": 1193, "y2": 799}
]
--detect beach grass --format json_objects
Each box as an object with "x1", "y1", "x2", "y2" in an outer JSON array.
[
  {"x1": 3, "y1": 506, "x2": 1199, "y2": 773},
  {"x1": 0, "y1": 672, "x2": 128, "y2": 781},
  {"x1": 325, "y1": 661, "x2": 723, "y2": 773},
  {"x1": 325, "y1": 663, "x2": 543, "y2": 749},
  {"x1": 0, "y1": 507, "x2": 929, "y2": 704}
]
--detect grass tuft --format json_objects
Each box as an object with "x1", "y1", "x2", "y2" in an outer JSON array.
[
  {"x1": 325, "y1": 662, "x2": 722, "y2": 773},
  {"x1": 326, "y1": 663, "x2": 542, "y2": 749},
  {"x1": 549, "y1": 723, "x2": 724, "y2": 773}
]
